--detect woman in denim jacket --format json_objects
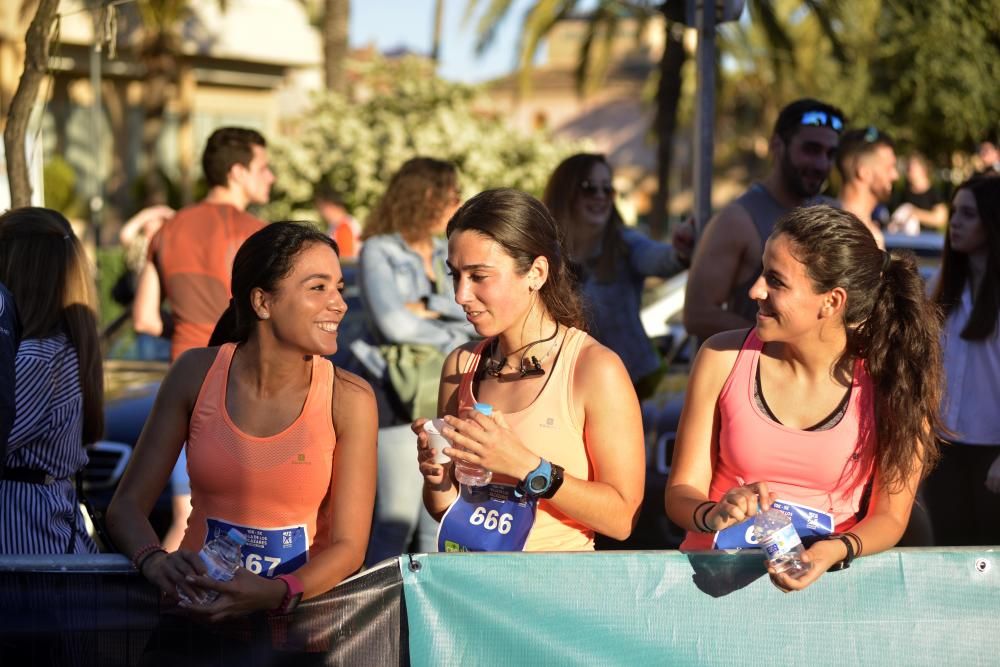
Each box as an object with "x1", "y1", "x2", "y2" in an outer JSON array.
[
  {"x1": 543, "y1": 154, "x2": 690, "y2": 398},
  {"x1": 359, "y1": 157, "x2": 475, "y2": 564}
]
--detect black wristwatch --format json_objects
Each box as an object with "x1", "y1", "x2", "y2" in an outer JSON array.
[
  {"x1": 825, "y1": 533, "x2": 856, "y2": 571},
  {"x1": 518, "y1": 458, "x2": 565, "y2": 499}
]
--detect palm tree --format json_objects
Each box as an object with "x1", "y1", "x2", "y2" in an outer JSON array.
[
  {"x1": 322, "y1": 0, "x2": 349, "y2": 93},
  {"x1": 134, "y1": 0, "x2": 192, "y2": 206}
]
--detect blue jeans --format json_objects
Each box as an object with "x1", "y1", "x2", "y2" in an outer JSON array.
[{"x1": 365, "y1": 424, "x2": 440, "y2": 566}]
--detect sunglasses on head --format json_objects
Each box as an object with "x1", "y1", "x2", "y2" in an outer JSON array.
[
  {"x1": 800, "y1": 110, "x2": 844, "y2": 132},
  {"x1": 579, "y1": 180, "x2": 615, "y2": 198},
  {"x1": 863, "y1": 126, "x2": 883, "y2": 143}
]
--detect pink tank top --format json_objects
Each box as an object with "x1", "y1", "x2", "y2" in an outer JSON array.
[
  {"x1": 457, "y1": 327, "x2": 594, "y2": 551},
  {"x1": 681, "y1": 330, "x2": 876, "y2": 550},
  {"x1": 180, "y1": 344, "x2": 337, "y2": 556}
]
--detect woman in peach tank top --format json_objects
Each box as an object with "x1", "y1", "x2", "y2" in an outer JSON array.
[
  {"x1": 108, "y1": 222, "x2": 376, "y2": 620},
  {"x1": 666, "y1": 206, "x2": 944, "y2": 592},
  {"x1": 412, "y1": 189, "x2": 645, "y2": 552}
]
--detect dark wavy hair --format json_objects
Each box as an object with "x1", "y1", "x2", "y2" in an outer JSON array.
[
  {"x1": 0, "y1": 207, "x2": 104, "y2": 444},
  {"x1": 542, "y1": 153, "x2": 627, "y2": 284},
  {"x1": 446, "y1": 188, "x2": 585, "y2": 331},
  {"x1": 362, "y1": 157, "x2": 458, "y2": 241},
  {"x1": 932, "y1": 173, "x2": 1000, "y2": 340},
  {"x1": 773, "y1": 205, "x2": 942, "y2": 490},
  {"x1": 210, "y1": 222, "x2": 339, "y2": 345}
]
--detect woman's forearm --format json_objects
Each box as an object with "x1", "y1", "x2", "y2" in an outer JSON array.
[{"x1": 547, "y1": 476, "x2": 642, "y2": 541}]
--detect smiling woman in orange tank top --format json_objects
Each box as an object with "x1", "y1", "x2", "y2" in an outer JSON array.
[
  {"x1": 412, "y1": 188, "x2": 645, "y2": 552},
  {"x1": 107, "y1": 222, "x2": 376, "y2": 621},
  {"x1": 665, "y1": 205, "x2": 944, "y2": 592}
]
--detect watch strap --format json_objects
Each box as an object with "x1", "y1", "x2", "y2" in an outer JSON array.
[
  {"x1": 825, "y1": 533, "x2": 855, "y2": 571},
  {"x1": 270, "y1": 573, "x2": 305, "y2": 615},
  {"x1": 541, "y1": 463, "x2": 565, "y2": 499}
]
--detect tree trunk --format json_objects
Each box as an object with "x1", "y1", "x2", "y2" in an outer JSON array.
[
  {"x1": 101, "y1": 78, "x2": 130, "y2": 224},
  {"x1": 323, "y1": 0, "x2": 350, "y2": 94},
  {"x1": 431, "y1": 0, "x2": 445, "y2": 64},
  {"x1": 140, "y1": 34, "x2": 176, "y2": 206},
  {"x1": 648, "y1": 16, "x2": 687, "y2": 239},
  {"x1": 3, "y1": 0, "x2": 59, "y2": 208}
]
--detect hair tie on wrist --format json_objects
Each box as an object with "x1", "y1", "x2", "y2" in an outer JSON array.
[{"x1": 692, "y1": 501, "x2": 716, "y2": 533}]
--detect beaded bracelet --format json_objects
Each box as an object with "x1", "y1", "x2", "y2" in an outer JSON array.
[{"x1": 131, "y1": 542, "x2": 166, "y2": 571}]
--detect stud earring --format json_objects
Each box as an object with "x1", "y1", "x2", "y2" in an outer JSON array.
[{"x1": 260, "y1": 312, "x2": 270, "y2": 320}]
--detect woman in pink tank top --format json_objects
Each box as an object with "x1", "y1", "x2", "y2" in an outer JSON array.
[
  {"x1": 666, "y1": 205, "x2": 944, "y2": 591},
  {"x1": 108, "y1": 222, "x2": 376, "y2": 620},
  {"x1": 412, "y1": 189, "x2": 645, "y2": 552}
]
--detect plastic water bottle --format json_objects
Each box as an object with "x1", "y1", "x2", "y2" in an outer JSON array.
[
  {"x1": 177, "y1": 527, "x2": 246, "y2": 604},
  {"x1": 453, "y1": 402, "x2": 493, "y2": 487},
  {"x1": 753, "y1": 506, "x2": 812, "y2": 578}
]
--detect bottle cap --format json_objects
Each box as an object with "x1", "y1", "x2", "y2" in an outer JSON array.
[
  {"x1": 473, "y1": 402, "x2": 493, "y2": 416},
  {"x1": 226, "y1": 528, "x2": 247, "y2": 545}
]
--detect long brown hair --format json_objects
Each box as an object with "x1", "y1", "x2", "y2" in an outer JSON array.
[
  {"x1": 773, "y1": 205, "x2": 942, "y2": 491},
  {"x1": 362, "y1": 157, "x2": 458, "y2": 241},
  {"x1": 447, "y1": 188, "x2": 586, "y2": 331},
  {"x1": 0, "y1": 208, "x2": 104, "y2": 444},
  {"x1": 542, "y1": 153, "x2": 627, "y2": 283},
  {"x1": 932, "y1": 173, "x2": 1000, "y2": 340}
]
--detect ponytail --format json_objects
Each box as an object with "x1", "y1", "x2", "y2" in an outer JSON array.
[
  {"x1": 854, "y1": 251, "x2": 943, "y2": 489},
  {"x1": 774, "y1": 206, "x2": 943, "y2": 492},
  {"x1": 209, "y1": 301, "x2": 243, "y2": 346}
]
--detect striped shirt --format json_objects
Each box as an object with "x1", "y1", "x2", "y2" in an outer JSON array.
[{"x1": 0, "y1": 334, "x2": 97, "y2": 554}]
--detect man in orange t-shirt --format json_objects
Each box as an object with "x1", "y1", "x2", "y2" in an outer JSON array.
[
  {"x1": 133, "y1": 127, "x2": 274, "y2": 361},
  {"x1": 132, "y1": 127, "x2": 274, "y2": 552}
]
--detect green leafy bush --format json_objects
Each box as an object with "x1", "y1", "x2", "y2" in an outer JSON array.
[{"x1": 263, "y1": 55, "x2": 588, "y2": 225}]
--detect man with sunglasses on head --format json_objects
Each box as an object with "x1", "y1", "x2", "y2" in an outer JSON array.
[
  {"x1": 684, "y1": 99, "x2": 844, "y2": 341},
  {"x1": 836, "y1": 127, "x2": 898, "y2": 249}
]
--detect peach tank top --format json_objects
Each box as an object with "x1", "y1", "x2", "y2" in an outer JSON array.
[
  {"x1": 180, "y1": 344, "x2": 337, "y2": 556},
  {"x1": 457, "y1": 327, "x2": 594, "y2": 551}
]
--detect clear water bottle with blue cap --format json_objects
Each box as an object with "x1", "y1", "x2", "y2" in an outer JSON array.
[
  {"x1": 453, "y1": 402, "x2": 493, "y2": 487},
  {"x1": 177, "y1": 527, "x2": 247, "y2": 604}
]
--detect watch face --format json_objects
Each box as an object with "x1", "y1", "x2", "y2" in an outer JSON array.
[{"x1": 529, "y1": 476, "x2": 548, "y2": 492}]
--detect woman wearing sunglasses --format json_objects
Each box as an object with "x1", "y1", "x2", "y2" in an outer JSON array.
[{"x1": 543, "y1": 154, "x2": 689, "y2": 398}]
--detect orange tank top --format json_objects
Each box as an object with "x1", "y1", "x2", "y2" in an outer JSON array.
[
  {"x1": 180, "y1": 344, "x2": 338, "y2": 558},
  {"x1": 456, "y1": 327, "x2": 594, "y2": 551},
  {"x1": 681, "y1": 330, "x2": 876, "y2": 550}
]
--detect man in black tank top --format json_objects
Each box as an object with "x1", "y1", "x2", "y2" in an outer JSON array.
[{"x1": 684, "y1": 99, "x2": 844, "y2": 341}]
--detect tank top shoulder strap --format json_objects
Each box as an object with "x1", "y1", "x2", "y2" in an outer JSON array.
[
  {"x1": 718, "y1": 328, "x2": 762, "y2": 403},
  {"x1": 310, "y1": 354, "x2": 334, "y2": 422},
  {"x1": 734, "y1": 183, "x2": 787, "y2": 245},
  {"x1": 457, "y1": 339, "x2": 491, "y2": 413},
  {"x1": 551, "y1": 327, "x2": 587, "y2": 430},
  {"x1": 192, "y1": 343, "x2": 237, "y2": 420}
]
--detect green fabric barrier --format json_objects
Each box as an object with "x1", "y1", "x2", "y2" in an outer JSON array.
[{"x1": 402, "y1": 548, "x2": 998, "y2": 666}]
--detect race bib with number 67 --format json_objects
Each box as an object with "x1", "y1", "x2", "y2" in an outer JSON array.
[{"x1": 205, "y1": 518, "x2": 309, "y2": 578}]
